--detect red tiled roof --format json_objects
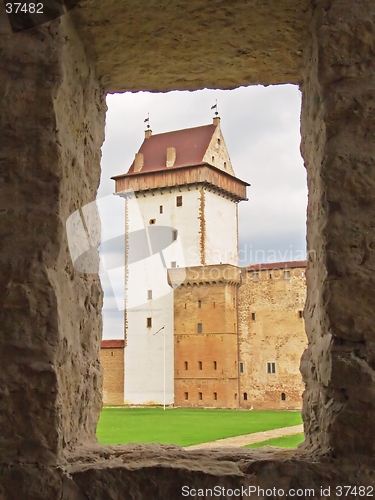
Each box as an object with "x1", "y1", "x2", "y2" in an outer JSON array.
[
  {"x1": 247, "y1": 260, "x2": 307, "y2": 271},
  {"x1": 101, "y1": 340, "x2": 125, "y2": 349},
  {"x1": 126, "y1": 124, "x2": 216, "y2": 174}
]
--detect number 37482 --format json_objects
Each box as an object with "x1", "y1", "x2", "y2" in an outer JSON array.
[{"x1": 5, "y1": 3, "x2": 44, "y2": 14}]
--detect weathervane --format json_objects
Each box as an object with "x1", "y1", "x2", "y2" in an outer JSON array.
[
  {"x1": 144, "y1": 113, "x2": 150, "y2": 129},
  {"x1": 211, "y1": 100, "x2": 219, "y2": 116}
]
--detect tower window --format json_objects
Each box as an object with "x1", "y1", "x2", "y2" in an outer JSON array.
[
  {"x1": 239, "y1": 362, "x2": 244, "y2": 374},
  {"x1": 111, "y1": 351, "x2": 114, "y2": 357},
  {"x1": 149, "y1": 218, "x2": 156, "y2": 225},
  {"x1": 184, "y1": 361, "x2": 188, "y2": 370},
  {"x1": 299, "y1": 310, "x2": 303, "y2": 319},
  {"x1": 251, "y1": 313, "x2": 256, "y2": 321},
  {"x1": 176, "y1": 195, "x2": 182, "y2": 207},
  {"x1": 184, "y1": 392, "x2": 188, "y2": 400},
  {"x1": 234, "y1": 393, "x2": 238, "y2": 400},
  {"x1": 197, "y1": 323, "x2": 203, "y2": 334},
  {"x1": 199, "y1": 392, "x2": 203, "y2": 400},
  {"x1": 159, "y1": 205, "x2": 163, "y2": 214},
  {"x1": 253, "y1": 271, "x2": 259, "y2": 282},
  {"x1": 198, "y1": 361, "x2": 202, "y2": 370},
  {"x1": 213, "y1": 361, "x2": 217, "y2": 370},
  {"x1": 198, "y1": 300, "x2": 201, "y2": 308},
  {"x1": 147, "y1": 290, "x2": 152, "y2": 300},
  {"x1": 214, "y1": 392, "x2": 217, "y2": 400},
  {"x1": 213, "y1": 301, "x2": 215, "y2": 308},
  {"x1": 243, "y1": 392, "x2": 248, "y2": 401},
  {"x1": 146, "y1": 317, "x2": 152, "y2": 328},
  {"x1": 284, "y1": 270, "x2": 290, "y2": 279},
  {"x1": 211, "y1": 156, "x2": 215, "y2": 163},
  {"x1": 223, "y1": 161, "x2": 227, "y2": 169},
  {"x1": 281, "y1": 392, "x2": 286, "y2": 401},
  {"x1": 172, "y1": 229, "x2": 178, "y2": 241},
  {"x1": 267, "y1": 362, "x2": 276, "y2": 374},
  {"x1": 217, "y1": 138, "x2": 221, "y2": 146}
]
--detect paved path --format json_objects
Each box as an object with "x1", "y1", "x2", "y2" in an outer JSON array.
[{"x1": 185, "y1": 424, "x2": 304, "y2": 450}]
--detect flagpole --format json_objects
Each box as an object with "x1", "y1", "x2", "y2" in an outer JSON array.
[
  {"x1": 163, "y1": 326, "x2": 166, "y2": 411},
  {"x1": 154, "y1": 325, "x2": 166, "y2": 410}
]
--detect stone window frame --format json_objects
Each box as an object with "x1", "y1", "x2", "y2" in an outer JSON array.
[{"x1": 3, "y1": 2, "x2": 373, "y2": 492}]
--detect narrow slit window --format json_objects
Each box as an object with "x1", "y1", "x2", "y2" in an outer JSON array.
[
  {"x1": 198, "y1": 361, "x2": 202, "y2": 370},
  {"x1": 159, "y1": 205, "x2": 163, "y2": 214},
  {"x1": 176, "y1": 195, "x2": 182, "y2": 207},
  {"x1": 184, "y1": 392, "x2": 188, "y2": 400},
  {"x1": 172, "y1": 229, "x2": 178, "y2": 241},
  {"x1": 214, "y1": 392, "x2": 217, "y2": 400},
  {"x1": 299, "y1": 310, "x2": 303, "y2": 319},
  {"x1": 147, "y1": 289, "x2": 152, "y2": 300},
  {"x1": 253, "y1": 271, "x2": 259, "y2": 282},
  {"x1": 267, "y1": 362, "x2": 276, "y2": 374},
  {"x1": 198, "y1": 300, "x2": 201, "y2": 308},
  {"x1": 243, "y1": 392, "x2": 248, "y2": 401},
  {"x1": 146, "y1": 317, "x2": 152, "y2": 328},
  {"x1": 197, "y1": 323, "x2": 202, "y2": 334},
  {"x1": 213, "y1": 361, "x2": 217, "y2": 370},
  {"x1": 251, "y1": 313, "x2": 256, "y2": 321},
  {"x1": 149, "y1": 218, "x2": 156, "y2": 225},
  {"x1": 199, "y1": 392, "x2": 203, "y2": 400},
  {"x1": 184, "y1": 361, "x2": 188, "y2": 370},
  {"x1": 284, "y1": 269, "x2": 290, "y2": 280},
  {"x1": 239, "y1": 362, "x2": 244, "y2": 374},
  {"x1": 281, "y1": 392, "x2": 286, "y2": 401}
]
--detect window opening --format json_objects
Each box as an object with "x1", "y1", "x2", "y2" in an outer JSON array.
[{"x1": 267, "y1": 362, "x2": 276, "y2": 374}]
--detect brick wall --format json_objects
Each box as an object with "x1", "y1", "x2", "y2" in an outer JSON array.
[
  {"x1": 174, "y1": 272, "x2": 239, "y2": 408},
  {"x1": 100, "y1": 341, "x2": 125, "y2": 406},
  {"x1": 238, "y1": 264, "x2": 306, "y2": 410}
]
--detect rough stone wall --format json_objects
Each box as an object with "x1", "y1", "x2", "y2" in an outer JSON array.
[
  {"x1": 300, "y1": 0, "x2": 375, "y2": 456},
  {"x1": 71, "y1": 0, "x2": 310, "y2": 92},
  {"x1": 101, "y1": 347, "x2": 125, "y2": 406},
  {"x1": 2, "y1": 0, "x2": 375, "y2": 496},
  {"x1": 174, "y1": 280, "x2": 239, "y2": 408},
  {"x1": 0, "y1": 12, "x2": 105, "y2": 464},
  {"x1": 238, "y1": 268, "x2": 306, "y2": 410}
]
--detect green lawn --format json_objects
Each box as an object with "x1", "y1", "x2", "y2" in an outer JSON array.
[
  {"x1": 97, "y1": 407, "x2": 302, "y2": 446},
  {"x1": 245, "y1": 433, "x2": 304, "y2": 449}
]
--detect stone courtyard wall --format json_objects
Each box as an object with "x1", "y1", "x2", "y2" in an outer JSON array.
[{"x1": 238, "y1": 265, "x2": 307, "y2": 410}]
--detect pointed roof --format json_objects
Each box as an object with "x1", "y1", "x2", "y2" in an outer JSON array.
[{"x1": 126, "y1": 124, "x2": 216, "y2": 175}]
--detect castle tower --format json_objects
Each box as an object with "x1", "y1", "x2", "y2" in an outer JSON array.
[{"x1": 112, "y1": 117, "x2": 248, "y2": 406}]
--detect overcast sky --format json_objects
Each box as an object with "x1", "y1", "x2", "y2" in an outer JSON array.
[{"x1": 98, "y1": 85, "x2": 307, "y2": 339}]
